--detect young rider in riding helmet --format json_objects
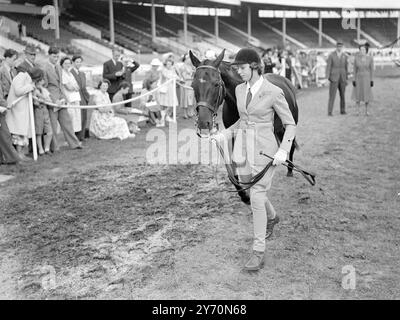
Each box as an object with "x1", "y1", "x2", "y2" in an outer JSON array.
[{"x1": 211, "y1": 48, "x2": 297, "y2": 271}]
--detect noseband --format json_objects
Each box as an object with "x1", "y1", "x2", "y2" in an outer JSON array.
[{"x1": 193, "y1": 65, "x2": 225, "y2": 137}]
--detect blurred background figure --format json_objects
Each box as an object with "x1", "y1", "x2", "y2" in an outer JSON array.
[
  {"x1": 178, "y1": 52, "x2": 195, "y2": 119},
  {"x1": 262, "y1": 49, "x2": 275, "y2": 74},
  {"x1": 60, "y1": 56, "x2": 81, "y2": 135},
  {"x1": 352, "y1": 42, "x2": 374, "y2": 116},
  {"x1": 158, "y1": 53, "x2": 179, "y2": 125}
]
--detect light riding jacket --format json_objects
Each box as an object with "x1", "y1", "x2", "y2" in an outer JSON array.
[{"x1": 222, "y1": 78, "x2": 296, "y2": 167}]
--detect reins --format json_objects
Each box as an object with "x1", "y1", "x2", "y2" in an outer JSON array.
[{"x1": 213, "y1": 139, "x2": 316, "y2": 192}]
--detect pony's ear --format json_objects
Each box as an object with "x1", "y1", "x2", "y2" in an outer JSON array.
[
  {"x1": 213, "y1": 49, "x2": 225, "y2": 68},
  {"x1": 189, "y1": 50, "x2": 201, "y2": 68}
]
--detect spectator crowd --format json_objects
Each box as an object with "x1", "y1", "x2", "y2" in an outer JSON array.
[
  {"x1": 0, "y1": 44, "x2": 198, "y2": 166},
  {"x1": 0, "y1": 42, "x2": 377, "y2": 166}
]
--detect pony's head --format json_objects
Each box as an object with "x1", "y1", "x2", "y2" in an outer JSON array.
[{"x1": 190, "y1": 49, "x2": 226, "y2": 137}]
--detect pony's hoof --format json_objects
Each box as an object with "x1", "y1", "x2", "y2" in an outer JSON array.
[{"x1": 287, "y1": 171, "x2": 294, "y2": 177}]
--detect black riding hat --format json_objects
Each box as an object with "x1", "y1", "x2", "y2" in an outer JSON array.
[{"x1": 231, "y1": 48, "x2": 261, "y2": 65}]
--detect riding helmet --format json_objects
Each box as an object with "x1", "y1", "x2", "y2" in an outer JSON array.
[{"x1": 231, "y1": 48, "x2": 261, "y2": 66}]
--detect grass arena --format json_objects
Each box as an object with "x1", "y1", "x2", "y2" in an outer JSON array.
[{"x1": 0, "y1": 66, "x2": 399, "y2": 300}]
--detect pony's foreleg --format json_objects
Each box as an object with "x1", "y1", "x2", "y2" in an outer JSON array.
[{"x1": 287, "y1": 138, "x2": 297, "y2": 177}]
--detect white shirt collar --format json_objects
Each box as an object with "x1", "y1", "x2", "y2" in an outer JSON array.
[{"x1": 246, "y1": 76, "x2": 264, "y2": 98}]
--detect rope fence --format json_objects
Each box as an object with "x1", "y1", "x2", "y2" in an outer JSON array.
[{"x1": 7, "y1": 77, "x2": 197, "y2": 161}]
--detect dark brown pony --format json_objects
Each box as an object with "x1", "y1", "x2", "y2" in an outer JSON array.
[{"x1": 190, "y1": 49, "x2": 299, "y2": 205}]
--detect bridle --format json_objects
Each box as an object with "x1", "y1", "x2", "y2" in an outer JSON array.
[{"x1": 193, "y1": 65, "x2": 226, "y2": 137}]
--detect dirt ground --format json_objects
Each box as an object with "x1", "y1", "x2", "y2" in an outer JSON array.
[{"x1": 0, "y1": 68, "x2": 399, "y2": 300}]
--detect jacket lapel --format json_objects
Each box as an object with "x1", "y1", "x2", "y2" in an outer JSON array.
[
  {"x1": 236, "y1": 84, "x2": 247, "y2": 115},
  {"x1": 247, "y1": 79, "x2": 271, "y2": 113}
]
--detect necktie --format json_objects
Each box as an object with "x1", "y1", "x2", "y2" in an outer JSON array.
[{"x1": 245, "y1": 89, "x2": 252, "y2": 109}]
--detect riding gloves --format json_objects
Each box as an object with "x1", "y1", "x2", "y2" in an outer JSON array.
[{"x1": 272, "y1": 148, "x2": 288, "y2": 166}]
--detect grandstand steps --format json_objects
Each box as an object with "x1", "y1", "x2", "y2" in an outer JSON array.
[
  {"x1": 71, "y1": 3, "x2": 170, "y2": 54},
  {"x1": 361, "y1": 19, "x2": 397, "y2": 48},
  {"x1": 257, "y1": 20, "x2": 307, "y2": 49},
  {"x1": 188, "y1": 16, "x2": 248, "y2": 49},
  {"x1": 299, "y1": 19, "x2": 337, "y2": 47},
  {"x1": 306, "y1": 19, "x2": 363, "y2": 47},
  {"x1": 123, "y1": 11, "x2": 176, "y2": 38},
  {"x1": 285, "y1": 19, "x2": 325, "y2": 48},
  {"x1": 0, "y1": 33, "x2": 25, "y2": 52},
  {"x1": 218, "y1": 19, "x2": 266, "y2": 49},
  {"x1": 359, "y1": 30, "x2": 382, "y2": 48},
  {"x1": 167, "y1": 15, "x2": 240, "y2": 53}
]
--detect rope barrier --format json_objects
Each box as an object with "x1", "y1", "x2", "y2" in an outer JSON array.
[{"x1": 32, "y1": 79, "x2": 175, "y2": 110}]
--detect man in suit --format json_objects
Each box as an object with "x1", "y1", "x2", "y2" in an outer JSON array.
[
  {"x1": 326, "y1": 39, "x2": 349, "y2": 115},
  {"x1": 121, "y1": 55, "x2": 140, "y2": 107},
  {"x1": 103, "y1": 49, "x2": 125, "y2": 101},
  {"x1": 17, "y1": 44, "x2": 37, "y2": 74},
  {"x1": 0, "y1": 49, "x2": 18, "y2": 99},
  {"x1": 71, "y1": 55, "x2": 91, "y2": 141},
  {"x1": 42, "y1": 47, "x2": 82, "y2": 152},
  {"x1": 213, "y1": 48, "x2": 297, "y2": 271}
]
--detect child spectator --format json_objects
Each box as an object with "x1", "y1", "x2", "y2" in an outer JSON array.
[
  {"x1": 32, "y1": 70, "x2": 53, "y2": 155},
  {"x1": 142, "y1": 78, "x2": 163, "y2": 127}
]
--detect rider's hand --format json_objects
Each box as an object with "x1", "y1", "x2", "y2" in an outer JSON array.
[{"x1": 272, "y1": 148, "x2": 288, "y2": 166}]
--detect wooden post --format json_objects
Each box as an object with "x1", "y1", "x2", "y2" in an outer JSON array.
[
  {"x1": 151, "y1": 0, "x2": 156, "y2": 41},
  {"x1": 397, "y1": 11, "x2": 400, "y2": 46},
  {"x1": 53, "y1": 0, "x2": 60, "y2": 40},
  {"x1": 357, "y1": 15, "x2": 361, "y2": 43},
  {"x1": 247, "y1": 6, "x2": 251, "y2": 42},
  {"x1": 215, "y1": 11, "x2": 219, "y2": 44},
  {"x1": 282, "y1": 12, "x2": 286, "y2": 47},
  {"x1": 318, "y1": 12, "x2": 322, "y2": 47},
  {"x1": 109, "y1": 0, "x2": 115, "y2": 44},
  {"x1": 183, "y1": 2, "x2": 188, "y2": 46},
  {"x1": 172, "y1": 78, "x2": 177, "y2": 123}
]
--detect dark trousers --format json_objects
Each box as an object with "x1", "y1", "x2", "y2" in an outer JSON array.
[
  {"x1": 328, "y1": 80, "x2": 347, "y2": 115},
  {"x1": 76, "y1": 109, "x2": 88, "y2": 141},
  {"x1": 0, "y1": 114, "x2": 20, "y2": 164},
  {"x1": 48, "y1": 108, "x2": 81, "y2": 151}
]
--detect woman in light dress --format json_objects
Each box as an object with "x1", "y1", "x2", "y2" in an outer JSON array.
[
  {"x1": 5, "y1": 65, "x2": 36, "y2": 160},
  {"x1": 89, "y1": 79, "x2": 134, "y2": 140},
  {"x1": 60, "y1": 57, "x2": 81, "y2": 133},
  {"x1": 158, "y1": 54, "x2": 179, "y2": 124},
  {"x1": 179, "y1": 53, "x2": 195, "y2": 119}
]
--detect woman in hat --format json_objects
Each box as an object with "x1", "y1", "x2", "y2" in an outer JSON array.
[
  {"x1": 158, "y1": 54, "x2": 179, "y2": 125},
  {"x1": 212, "y1": 48, "x2": 296, "y2": 271},
  {"x1": 5, "y1": 65, "x2": 37, "y2": 160},
  {"x1": 352, "y1": 42, "x2": 374, "y2": 115}
]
